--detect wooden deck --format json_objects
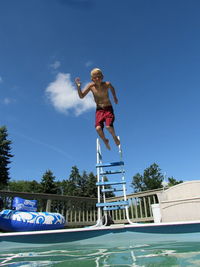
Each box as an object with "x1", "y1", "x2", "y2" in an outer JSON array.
[{"x1": 0, "y1": 189, "x2": 163, "y2": 226}]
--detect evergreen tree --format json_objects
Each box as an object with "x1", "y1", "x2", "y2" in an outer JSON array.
[
  {"x1": 85, "y1": 172, "x2": 97, "y2": 198},
  {"x1": 68, "y1": 166, "x2": 82, "y2": 196},
  {"x1": 69, "y1": 166, "x2": 81, "y2": 184},
  {"x1": 40, "y1": 170, "x2": 57, "y2": 194},
  {"x1": 80, "y1": 170, "x2": 89, "y2": 196},
  {"x1": 167, "y1": 177, "x2": 183, "y2": 187},
  {"x1": 0, "y1": 126, "x2": 13, "y2": 188},
  {"x1": 62, "y1": 179, "x2": 77, "y2": 196},
  {"x1": 61, "y1": 168, "x2": 97, "y2": 197},
  {"x1": 60, "y1": 166, "x2": 80, "y2": 196},
  {"x1": 55, "y1": 181, "x2": 63, "y2": 195}
]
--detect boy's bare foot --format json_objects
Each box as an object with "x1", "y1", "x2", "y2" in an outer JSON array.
[
  {"x1": 114, "y1": 136, "x2": 120, "y2": 146},
  {"x1": 104, "y1": 139, "x2": 111, "y2": 150}
]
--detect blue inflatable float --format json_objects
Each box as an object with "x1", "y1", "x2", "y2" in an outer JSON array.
[{"x1": 0, "y1": 197, "x2": 66, "y2": 232}]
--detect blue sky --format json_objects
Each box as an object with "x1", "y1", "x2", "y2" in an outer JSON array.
[{"x1": 1, "y1": 0, "x2": 200, "y2": 193}]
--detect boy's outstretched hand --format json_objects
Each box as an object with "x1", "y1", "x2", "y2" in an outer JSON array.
[{"x1": 75, "y1": 77, "x2": 81, "y2": 88}]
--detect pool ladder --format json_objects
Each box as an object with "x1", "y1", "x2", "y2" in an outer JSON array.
[{"x1": 94, "y1": 137, "x2": 135, "y2": 226}]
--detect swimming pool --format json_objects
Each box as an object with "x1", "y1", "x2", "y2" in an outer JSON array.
[
  {"x1": 1, "y1": 241, "x2": 200, "y2": 266},
  {"x1": 1, "y1": 221, "x2": 200, "y2": 266}
]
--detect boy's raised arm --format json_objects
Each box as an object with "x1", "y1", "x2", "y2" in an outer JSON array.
[{"x1": 75, "y1": 77, "x2": 91, "y2": 99}]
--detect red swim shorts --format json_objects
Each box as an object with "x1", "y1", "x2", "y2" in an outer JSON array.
[{"x1": 95, "y1": 106, "x2": 115, "y2": 129}]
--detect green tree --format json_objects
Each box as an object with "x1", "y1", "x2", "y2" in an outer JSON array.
[
  {"x1": 65, "y1": 167, "x2": 114, "y2": 198},
  {"x1": 143, "y1": 163, "x2": 164, "y2": 191},
  {"x1": 29, "y1": 180, "x2": 41, "y2": 193},
  {"x1": 8, "y1": 180, "x2": 41, "y2": 193},
  {"x1": 167, "y1": 177, "x2": 183, "y2": 187},
  {"x1": 62, "y1": 179, "x2": 77, "y2": 196},
  {"x1": 85, "y1": 172, "x2": 97, "y2": 198},
  {"x1": 69, "y1": 166, "x2": 81, "y2": 185},
  {"x1": 131, "y1": 173, "x2": 143, "y2": 192},
  {"x1": 60, "y1": 166, "x2": 81, "y2": 196},
  {"x1": 55, "y1": 181, "x2": 63, "y2": 195},
  {"x1": 40, "y1": 170, "x2": 57, "y2": 194},
  {"x1": 80, "y1": 170, "x2": 89, "y2": 196},
  {"x1": 68, "y1": 166, "x2": 81, "y2": 196},
  {"x1": 61, "y1": 168, "x2": 98, "y2": 197},
  {"x1": 0, "y1": 126, "x2": 13, "y2": 188},
  {"x1": 132, "y1": 163, "x2": 164, "y2": 192},
  {"x1": 8, "y1": 180, "x2": 30, "y2": 192},
  {"x1": 8, "y1": 180, "x2": 26, "y2": 192}
]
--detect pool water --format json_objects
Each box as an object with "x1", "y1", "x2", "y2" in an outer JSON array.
[{"x1": 1, "y1": 242, "x2": 200, "y2": 266}]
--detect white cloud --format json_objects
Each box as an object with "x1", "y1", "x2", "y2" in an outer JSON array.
[
  {"x1": 50, "y1": 61, "x2": 61, "y2": 70},
  {"x1": 45, "y1": 72, "x2": 95, "y2": 116},
  {"x1": 0, "y1": 76, "x2": 3, "y2": 83}
]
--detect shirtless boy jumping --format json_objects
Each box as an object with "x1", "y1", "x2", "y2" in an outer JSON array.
[{"x1": 75, "y1": 68, "x2": 120, "y2": 150}]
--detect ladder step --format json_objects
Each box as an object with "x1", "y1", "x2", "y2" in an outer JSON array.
[
  {"x1": 101, "y1": 188, "x2": 124, "y2": 193},
  {"x1": 100, "y1": 170, "x2": 125, "y2": 175},
  {"x1": 104, "y1": 206, "x2": 127, "y2": 211},
  {"x1": 96, "y1": 181, "x2": 126, "y2": 186},
  {"x1": 96, "y1": 201, "x2": 129, "y2": 208},
  {"x1": 96, "y1": 161, "x2": 124, "y2": 168}
]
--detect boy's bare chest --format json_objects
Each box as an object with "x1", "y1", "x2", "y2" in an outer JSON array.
[{"x1": 91, "y1": 86, "x2": 108, "y2": 98}]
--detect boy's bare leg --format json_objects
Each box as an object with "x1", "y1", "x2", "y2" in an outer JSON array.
[
  {"x1": 96, "y1": 126, "x2": 111, "y2": 150},
  {"x1": 106, "y1": 126, "x2": 120, "y2": 146}
]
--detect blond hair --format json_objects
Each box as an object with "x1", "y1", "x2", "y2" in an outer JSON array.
[{"x1": 90, "y1": 68, "x2": 103, "y2": 78}]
